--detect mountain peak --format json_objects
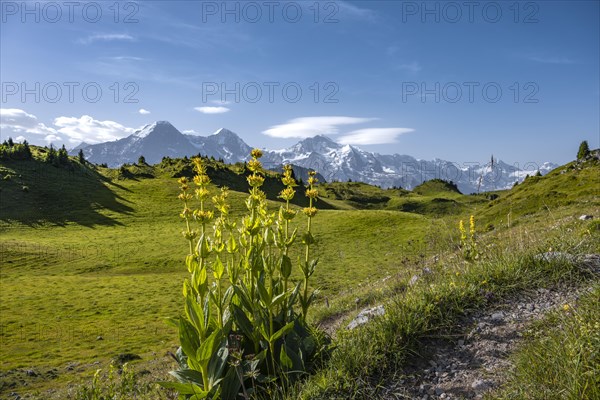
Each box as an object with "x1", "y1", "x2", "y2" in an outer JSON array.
[
  {"x1": 293, "y1": 135, "x2": 340, "y2": 154},
  {"x1": 134, "y1": 121, "x2": 181, "y2": 139},
  {"x1": 212, "y1": 128, "x2": 238, "y2": 137}
]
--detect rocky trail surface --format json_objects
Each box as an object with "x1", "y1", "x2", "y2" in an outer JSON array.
[{"x1": 380, "y1": 254, "x2": 600, "y2": 400}]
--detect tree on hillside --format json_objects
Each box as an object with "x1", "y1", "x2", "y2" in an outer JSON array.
[
  {"x1": 7, "y1": 137, "x2": 14, "y2": 147},
  {"x1": 577, "y1": 140, "x2": 590, "y2": 160},
  {"x1": 138, "y1": 155, "x2": 146, "y2": 165},
  {"x1": 22, "y1": 140, "x2": 32, "y2": 159},
  {"x1": 78, "y1": 149, "x2": 86, "y2": 164},
  {"x1": 46, "y1": 145, "x2": 57, "y2": 164},
  {"x1": 58, "y1": 145, "x2": 69, "y2": 165}
]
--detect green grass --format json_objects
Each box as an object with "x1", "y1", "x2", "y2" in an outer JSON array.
[
  {"x1": 288, "y1": 222, "x2": 599, "y2": 400},
  {"x1": 0, "y1": 149, "x2": 598, "y2": 398},
  {"x1": 492, "y1": 285, "x2": 600, "y2": 400}
]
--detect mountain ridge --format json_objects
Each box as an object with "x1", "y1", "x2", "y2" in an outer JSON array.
[{"x1": 70, "y1": 121, "x2": 558, "y2": 193}]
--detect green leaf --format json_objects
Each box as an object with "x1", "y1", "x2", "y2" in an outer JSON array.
[
  {"x1": 185, "y1": 296, "x2": 205, "y2": 336},
  {"x1": 301, "y1": 231, "x2": 315, "y2": 245},
  {"x1": 308, "y1": 258, "x2": 319, "y2": 276},
  {"x1": 271, "y1": 292, "x2": 287, "y2": 308},
  {"x1": 186, "y1": 254, "x2": 198, "y2": 273},
  {"x1": 286, "y1": 228, "x2": 298, "y2": 246},
  {"x1": 233, "y1": 285, "x2": 253, "y2": 313},
  {"x1": 280, "y1": 255, "x2": 292, "y2": 279},
  {"x1": 207, "y1": 339, "x2": 228, "y2": 387},
  {"x1": 158, "y1": 381, "x2": 207, "y2": 396},
  {"x1": 220, "y1": 366, "x2": 242, "y2": 400},
  {"x1": 271, "y1": 321, "x2": 295, "y2": 343},
  {"x1": 226, "y1": 235, "x2": 238, "y2": 254},
  {"x1": 197, "y1": 234, "x2": 211, "y2": 258},
  {"x1": 256, "y1": 280, "x2": 271, "y2": 307},
  {"x1": 231, "y1": 304, "x2": 254, "y2": 340},
  {"x1": 179, "y1": 317, "x2": 200, "y2": 363},
  {"x1": 169, "y1": 369, "x2": 204, "y2": 385},
  {"x1": 213, "y1": 256, "x2": 224, "y2": 280},
  {"x1": 279, "y1": 345, "x2": 293, "y2": 369},
  {"x1": 198, "y1": 329, "x2": 222, "y2": 366}
]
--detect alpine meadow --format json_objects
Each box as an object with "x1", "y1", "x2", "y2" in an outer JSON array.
[{"x1": 1, "y1": 1, "x2": 599, "y2": 400}]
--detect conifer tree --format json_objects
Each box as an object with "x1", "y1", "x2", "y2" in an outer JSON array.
[{"x1": 577, "y1": 140, "x2": 590, "y2": 160}]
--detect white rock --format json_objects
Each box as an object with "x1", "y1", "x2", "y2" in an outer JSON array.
[{"x1": 347, "y1": 305, "x2": 385, "y2": 329}]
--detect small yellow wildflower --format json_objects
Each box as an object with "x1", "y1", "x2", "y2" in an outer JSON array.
[
  {"x1": 302, "y1": 207, "x2": 318, "y2": 217},
  {"x1": 250, "y1": 148, "x2": 263, "y2": 159}
]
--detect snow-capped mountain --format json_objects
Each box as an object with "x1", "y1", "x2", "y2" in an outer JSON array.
[
  {"x1": 186, "y1": 128, "x2": 251, "y2": 164},
  {"x1": 73, "y1": 121, "x2": 192, "y2": 166},
  {"x1": 72, "y1": 121, "x2": 558, "y2": 193}
]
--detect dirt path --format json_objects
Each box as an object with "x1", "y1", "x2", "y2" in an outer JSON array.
[{"x1": 380, "y1": 256, "x2": 599, "y2": 400}]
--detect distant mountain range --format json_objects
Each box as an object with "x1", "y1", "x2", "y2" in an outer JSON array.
[{"x1": 71, "y1": 121, "x2": 558, "y2": 193}]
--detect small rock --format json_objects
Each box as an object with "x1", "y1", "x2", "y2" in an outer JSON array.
[
  {"x1": 409, "y1": 275, "x2": 419, "y2": 286},
  {"x1": 579, "y1": 215, "x2": 593, "y2": 220},
  {"x1": 458, "y1": 339, "x2": 464, "y2": 346},
  {"x1": 435, "y1": 387, "x2": 444, "y2": 395},
  {"x1": 96, "y1": 336, "x2": 103, "y2": 341},
  {"x1": 347, "y1": 305, "x2": 385, "y2": 329},
  {"x1": 471, "y1": 379, "x2": 492, "y2": 392},
  {"x1": 534, "y1": 252, "x2": 576, "y2": 264},
  {"x1": 25, "y1": 369, "x2": 37, "y2": 377},
  {"x1": 491, "y1": 312, "x2": 504, "y2": 321}
]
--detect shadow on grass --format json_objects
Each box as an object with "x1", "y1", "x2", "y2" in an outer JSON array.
[{"x1": 0, "y1": 159, "x2": 133, "y2": 227}]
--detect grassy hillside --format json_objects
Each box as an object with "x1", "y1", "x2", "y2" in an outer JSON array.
[{"x1": 0, "y1": 148, "x2": 598, "y2": 398}]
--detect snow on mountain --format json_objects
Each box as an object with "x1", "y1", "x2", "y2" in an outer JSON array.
[
  {"x1": 72, "y1": 121, "x2": 192, "y2": 167},
  {"x1": 71, "y1": 121, "x2": 558, "y2": 193},
  {"x1": 185, "y1": 128, "x2": 251, "y2": 164}
]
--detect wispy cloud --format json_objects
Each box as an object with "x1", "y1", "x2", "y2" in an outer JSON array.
[
  {"x1": 194, "y1": 106, "x2": 230, "y2": 114},
  {"x1": 138, "y1": 108, "x2": 151, "y2": 115},
  {"x1": 395, "y1": 61, "x2": 422, "y2": 73},
  {"x1": 336, "y1": 1, "x2": 378, "y2": 22},
  {"x1": 106, "y1": 56, "x2": 145, "y2": 62},
  {"x1": 338, "y1": 128, "x2": 414, "y2": 145},
  {"x1": 263, "y1": 116, "x2": 375, "y2": 139},
  {"x1": 183, "y1": 129, "x2": 199, "y2": 135},
  {"x1": 78, "y1": 33, "x2": 136, "y2": 45},
  {"x1": 527, "y1": 56, "x2": 577, "y2": 64}
]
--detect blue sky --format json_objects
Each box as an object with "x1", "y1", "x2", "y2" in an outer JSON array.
[{"x1": 1, "y1": 0, "x2": 598, "y2": 165}]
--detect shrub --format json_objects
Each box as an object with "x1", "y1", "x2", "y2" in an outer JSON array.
[{"x1": 161, "y1": 151, "x2": 326, "y2": 399}]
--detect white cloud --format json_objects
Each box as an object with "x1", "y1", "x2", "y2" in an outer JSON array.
[
  {"x1": 183, "y1": 129, "x2": 199, "y2": 135},
  {"x1": 44, "y1": 134, "x2": 62, "y2": 144},
  {"x1": 79, "y1": 33, "x2": 135, "y2": 45},
  {"x1": 0, "y1": 108, "x2": 57, "y2": 136},
  {"x1": 53, "y1": 115, "x2": 135, "y2": 144},
  {"x1": 138, "y1": 108, "x2": 151, "y2": 115},
  {"x1": 263, "y1": 116, "x2": 375, "y2": 139},
  {"x1": 338, "y1": 128, "x2": 414, "y2": 145},
  {"x1": 194, "y1": 106, "x2": 230, "y2": 114},
  {"x1": 15, "y1": 135, "x2": 26, "y2": 143}
]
